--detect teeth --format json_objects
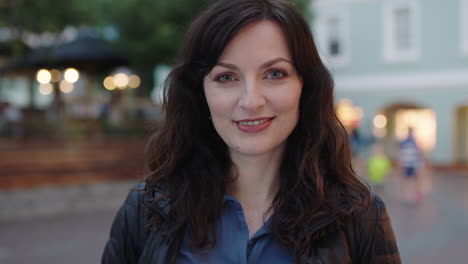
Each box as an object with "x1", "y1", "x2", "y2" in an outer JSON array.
[{"x1": 238, "y1": 119, "x2": 269, "y2": 126}]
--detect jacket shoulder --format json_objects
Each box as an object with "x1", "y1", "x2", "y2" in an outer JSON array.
[
  {"x1": 350, "y1": 193, "x2": 401, "y2": 264},
  {"x1": 101, "y1": 182, "x2": 149, "y2": 264}
]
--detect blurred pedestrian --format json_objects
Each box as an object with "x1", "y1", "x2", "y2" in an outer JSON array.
[
  {"x1": 367, "y1": 142, "x2": 391, "y2": 190},
  {"x1": 102, "y1": 0, "x2": 400, "y2": 263},
  {"x1": 398, "y1": 127, "x2": 424, "y2": 204},
  {"x1": 349, "y1": 127, "x2": 362, "y2": 157},
  {"x1": 3, "y1": 102, "x2": 23, "y2": 138},
  {"x1": 0, "y1": 102, "x2": 8, "y2": 136},
  {"x1": 349, "y1": 127, "x2": 367, "y2": 175}
]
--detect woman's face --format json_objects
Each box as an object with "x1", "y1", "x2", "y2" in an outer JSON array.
[{"x1": 203, "y1": 20, "x2": 302, "y2": 158}]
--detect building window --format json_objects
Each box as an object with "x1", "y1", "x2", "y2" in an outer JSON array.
[
  {"x1": 394, "y1": 7, "x2": 411, "y2": 51},
  {"x1": 383, "y1": 0, "x2": 421, "y2": 63},
  {"x1": 327, "y1": 17, "x2": 342, "y2": 56},
  {"x1": 315, "y1": 9, "x2": 350, "y2": 68},
  {"x1": 462, "y1": 0, "x2": 468, "y2": 56}
]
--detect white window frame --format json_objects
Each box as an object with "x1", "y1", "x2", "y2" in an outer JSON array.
[
  {"x1": 383, "y1": 0, "x2": 421, "y2": 63},
  {"x1": 315, "y1": 8, "x2": 350, "y2": 68},
  {"x1": 314, "y1": 0, "x2": 370, "y2": 7},
  {"x1": 461, "y1": 0, "x2": 468, "y2": 56}
]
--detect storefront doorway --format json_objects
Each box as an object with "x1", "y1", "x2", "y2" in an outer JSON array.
[
  {"x1": 455, "y1": 106, "x2": 468, "y2": 164},
  {"x1": 376, "y1": 103, "x2": 437, "y2": 160}
]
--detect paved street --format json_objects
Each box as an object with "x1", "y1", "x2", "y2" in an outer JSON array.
[
  {"x1": 0, "y1": 181, "x2": 134, "y2": 264},
  {"x1": 383, "y1": 169, "x2": 468, "y2": 263},
  {"x1": 1, "y1": 170, "x2": 467, "y2": 264}
]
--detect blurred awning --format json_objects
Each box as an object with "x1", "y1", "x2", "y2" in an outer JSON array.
[{"x1": 0, "y1": 35, "x2": 129, "y2": 75}]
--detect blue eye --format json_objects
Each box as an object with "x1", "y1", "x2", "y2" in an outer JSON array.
[
  {"x1": 266, "y1": 70, "x2": 286, "y2": 79},
  {"x1": 216, "y1": 74, "x2": 236, "y2": 82}
]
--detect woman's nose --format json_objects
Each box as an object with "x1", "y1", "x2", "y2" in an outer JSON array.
[{"x1": 238, "y1": 79, "x2": 266, "y2": 111}]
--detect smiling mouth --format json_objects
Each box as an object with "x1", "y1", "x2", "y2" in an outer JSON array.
[
  {"x1": 234, "y1": 117, "x2": 275, "y2": 126},
  {"x1": 233, "y1": 117, "x2": 274, "y2": 133},
  {"x1": 236, "y1": 118, "x2": 270, "y2": 126}
]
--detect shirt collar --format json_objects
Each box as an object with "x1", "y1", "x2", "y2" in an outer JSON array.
[{"x1": 222, "y1": 193, "x2": 273, "y2": 238}]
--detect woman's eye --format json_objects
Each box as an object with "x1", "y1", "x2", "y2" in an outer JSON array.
[
  {"x1": 216, "y1": 74, "x2": 236, "y2": 82},
  {"x1": 266, "y1": 70, "x2": 286, "y2": 79}
]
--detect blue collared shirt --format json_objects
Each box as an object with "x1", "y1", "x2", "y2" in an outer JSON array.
[{"x1": 176, "y1": 194, "x2": 294, "y2": 263}]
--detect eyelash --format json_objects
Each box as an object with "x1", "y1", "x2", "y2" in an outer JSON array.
[
  {"x1": 213, "y1": 69, "x2": 288, "y2": 83},
  {"x1": 215, "y1": 73, "x2": 237, "y2": 82},
  {"x1": 265, "y1": 69, "x2": 287, "y2": 79}
]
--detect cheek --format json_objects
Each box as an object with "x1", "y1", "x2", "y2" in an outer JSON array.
[
  {"x1": 205, "y1": 93, "x2": 232, "y2": 118},
  {"x1": 204, "y1": 81, "x2": 239, "y2": 118},
  {"x1": 204, "y1": 81, "x2": 221, "y2": 116},
  {"x1": 275, "y1": 84, "x2": 302, "y2": 114},
  {"x1": 204, "y1": 89, "x2": 236, "y2": 124}
]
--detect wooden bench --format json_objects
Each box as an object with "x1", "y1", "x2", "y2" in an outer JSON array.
[{"x1": 0, "y1": 139, "x2": 147, "y2": 189}]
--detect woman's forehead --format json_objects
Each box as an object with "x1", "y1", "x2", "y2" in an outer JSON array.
[{"x1": 215, "y1": 20, "x2": 292, "y2": 66}]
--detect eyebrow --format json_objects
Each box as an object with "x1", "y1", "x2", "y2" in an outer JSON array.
[{"x1": 215, "y1": 57, "x2": 293, "y2": 70}]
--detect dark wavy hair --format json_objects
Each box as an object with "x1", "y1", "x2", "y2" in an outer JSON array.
[{"x1": 144, "y1": 0, "x2": 371, "y2": 262}]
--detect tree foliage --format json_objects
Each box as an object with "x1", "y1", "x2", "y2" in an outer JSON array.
[
  {"x1": 105, "y1": 0, "x2": 311, "y2": 93},
  {"x1": 107, "y1": 0, "x2": 311, "y2": 67},
  {"x1": 0, "y1": 0, "x2": 312, "y2": 91},
  {"x1": 105, "y1": 0, "x2": 214, "y2": 67},
  {"x1": 0, "y1": 0, "x2": 101, "y2": 56}
]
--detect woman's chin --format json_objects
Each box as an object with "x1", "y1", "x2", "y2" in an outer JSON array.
[{"x1": 228, "y1": 143, "x2": 285, "y2": 158}]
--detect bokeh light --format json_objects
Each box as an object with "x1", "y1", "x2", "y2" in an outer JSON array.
[
  {"x1": 50, "y1": 69, "x2": 62, "y2": 83},
  {"x1": 64, "y1": 68, "x2": 79, "y2": 83},
  {"x1": 114, "y1": 73, "x2": 129, "y2": 88},
  {"x1": 128, "y1": 75, "x2": 141, "y2": 88},
  {"x1": 103, "y1": 76, "x2": 116, "y2": 90},
  {"x1": 38, "y1": 83, "x2": 53, "y2": 95},
  {"x1": 36, "y1": 69, "x2": 51, "y2": 84},
  {"x1": 335, "y1": 99, "x2": 362, "y2": 127},
  {"x1": 59, "y1": 80, "x2": 74, "y2": 93},
  {"x1": 373, "y1": 114, "x2": 387, "y2": 128}
]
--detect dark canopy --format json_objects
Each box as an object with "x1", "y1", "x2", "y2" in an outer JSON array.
[{"x1": 0, "y1": 35, "x2": 128, "y2": 74}]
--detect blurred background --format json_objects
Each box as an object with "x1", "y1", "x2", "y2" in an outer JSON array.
[{"x1": 0, "y1": 0, "x2": 467, "y2": 263}]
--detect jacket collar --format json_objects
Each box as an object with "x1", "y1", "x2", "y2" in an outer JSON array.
[
  {"x1": 308, "y1": 214, "x2": 337, "y2": 236},
  {"x1": 152, "y1": 186, "x2": 338, "y2": 237},
  {"x1": 152, "y1": 186, "x2": 171, "y2": 219}
]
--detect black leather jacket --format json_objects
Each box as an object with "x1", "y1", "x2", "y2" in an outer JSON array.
[{"x1": 102, "y1": 183, "x2": 401, "y2": 263}]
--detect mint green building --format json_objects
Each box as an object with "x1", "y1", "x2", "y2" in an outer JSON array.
[{"x1": 312, "y1": 0, "x2": 468, "y2": 165}]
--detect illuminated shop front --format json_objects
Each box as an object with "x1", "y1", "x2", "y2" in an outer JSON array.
[
  {"x1": 455, "y1": 106, "x2": 468, "y2": 164},
  {"x1": 374, "y1": 104, "x2": 437, "y2": 159},
  {"x1": 336, "y1": 99, "x2": 439, "y2": 160}
]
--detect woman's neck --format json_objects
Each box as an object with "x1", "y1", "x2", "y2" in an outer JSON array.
[{"x1": 227, "y1": 147, "x2": 283, "y2": 208}]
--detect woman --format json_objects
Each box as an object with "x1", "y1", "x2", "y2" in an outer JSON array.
[{"x1": 102, "y1": 0, "x2": 401, "y2": 263}]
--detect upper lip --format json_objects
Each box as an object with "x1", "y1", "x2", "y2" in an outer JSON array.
[{"x1": 234, "y1": 117, "x2": 274, "y2": 122}]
